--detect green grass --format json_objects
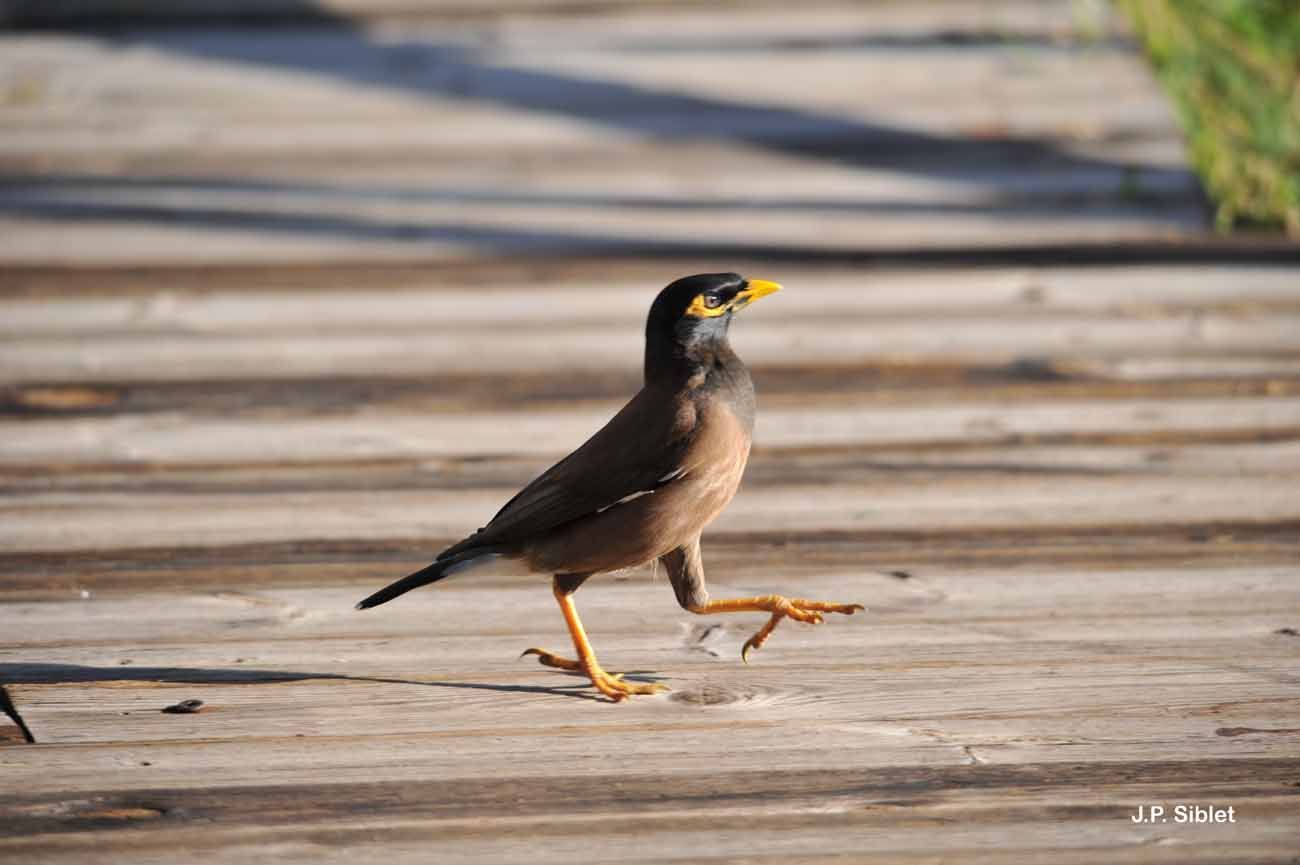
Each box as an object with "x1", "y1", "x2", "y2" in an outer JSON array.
[{"x1": 1118, "y1": 0, "x2": 1300, "y2": 236}]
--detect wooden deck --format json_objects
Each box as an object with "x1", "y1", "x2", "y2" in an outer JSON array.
[{"x1": 2, "y1": 2, "x2": 1299, "y2": 862}]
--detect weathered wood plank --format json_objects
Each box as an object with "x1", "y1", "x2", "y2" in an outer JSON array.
[
  {"x1": 3, "y1": 473, "x2": 1298, "y2": 553},
  {"x1": 5, "y1": 396, "x2": 1300, "y2": 468},
  {"x1": 6, "y1": 565, "x2": 1295, "y2": 647},
  {"x1": 0, "y1": 759, "x2": 1296, "y2": 865},
  {"x1": 4, "y1": 438, "x2": 1299, "y2": 494},
  {"x1": 6, "y1": 309, "x2": 1298, "y2": 383},
  {"x1": 7, "y1": 371, "x2": 1300, "y2": 427},
  {"x1": 2, "y1": 757, "x2": 1296, "y2": 830},
  {"x1": 5, "y1": 266, "x2": 1298, "y2": 335},
  {"x1": 3, "y1": 822, "x2": 1299, "y2": 865},
  {"x1": 3, "y1": 255, "x2": 1298, "y2": 301},
  {"x1": 4, "y1": 514, "x2": 1298, "y2": 598},
  {"x1": 0, "y1": 0, "x2": 1135, "y2": 30},
  {"x1": 0, "y1": 7, "x2": 1173, "y2": 147},
  {"x1": 8, "y1": 634, "x2": 1298, "y2": 743}
]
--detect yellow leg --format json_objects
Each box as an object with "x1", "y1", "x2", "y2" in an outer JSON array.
[
  {"x1": 524, "y1": 577, "x2": 668, "y2": 701},
  {"x1": 690, "y1": 594, "x2": 865, "y2": 662}
]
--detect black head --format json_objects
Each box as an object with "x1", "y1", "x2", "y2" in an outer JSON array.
[{"x1": 644, "y1": 273, "x2": 782, "y2": 381}]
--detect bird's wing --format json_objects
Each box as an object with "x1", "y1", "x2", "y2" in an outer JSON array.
[{"x1": 440, "y1": 388, "x2": 693, "y2": 558}]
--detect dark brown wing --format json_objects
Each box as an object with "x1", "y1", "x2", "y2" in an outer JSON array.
[{"x1": 439, "y1": 387, "x2": 694, "y2": 560}]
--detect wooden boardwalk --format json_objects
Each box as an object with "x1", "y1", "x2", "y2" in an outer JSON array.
[{"x1": 2, "y1": 2, "x2": 1299, "y2": 862}]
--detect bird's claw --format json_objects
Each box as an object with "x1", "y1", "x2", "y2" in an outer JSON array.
[
  {"x1": 740, "y1": 599, "x2": 865, "y2": 663},
  {"x1": 588, "y1": 670, "x2": 668, "y2": 702},
  {"x1": 520, "y1": 647, "x2": 583, "y2": 671}
]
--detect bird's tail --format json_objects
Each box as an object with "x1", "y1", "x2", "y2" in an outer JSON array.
[{"x1": 355, "y1": 548, "x2": 506, "y2": 610}]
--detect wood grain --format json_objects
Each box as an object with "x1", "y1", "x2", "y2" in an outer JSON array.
[{"x1": 2, "y1": 1, "x2": 1298, "y2": 863}]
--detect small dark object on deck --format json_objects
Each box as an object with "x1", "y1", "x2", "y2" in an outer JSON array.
[
  {"x1": 1276, "y1": 627, "x2": 1299, "y2": 636},
  {"x1": 888, "y1": 570, "x2": 913, "y2": 580},
  {"x1": 161, "y1": 699, "x2": 204, "y2": 714}
]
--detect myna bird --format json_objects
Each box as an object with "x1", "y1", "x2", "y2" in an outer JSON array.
[{"x1": 357, "y1": 273, "x2": 863, "y2": 701}]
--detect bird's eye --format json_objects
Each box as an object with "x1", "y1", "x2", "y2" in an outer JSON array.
[{"x1": 702, "y1": 293, "x2": 723, "y2": 309}]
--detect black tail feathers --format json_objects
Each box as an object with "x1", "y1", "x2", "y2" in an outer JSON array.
[{"x1": 355, "y1": 549, "x2": 494, "y2": 610}]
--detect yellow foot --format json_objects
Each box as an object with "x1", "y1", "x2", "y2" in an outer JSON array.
[
  {"x1": 586, "y1": 666, "x2": 668, "y2": 702},
  {"x1": 521, "y1": 647, "x2": 668, "y2": 701},
  {"x1": 741, "y1": 598, "x2": 865, "y2": 663}
]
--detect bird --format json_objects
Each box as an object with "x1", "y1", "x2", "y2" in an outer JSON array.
[{"x1": 357, "y1": 273, "x2": 863, "y2": 701}]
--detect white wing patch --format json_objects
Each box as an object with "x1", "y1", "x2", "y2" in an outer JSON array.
[
  {"x1": 596, "y1": 489, "x2": 655, "y2": 513},
  {"x1": 595, "y1": 467, "x2": 690, "y2": 514}
]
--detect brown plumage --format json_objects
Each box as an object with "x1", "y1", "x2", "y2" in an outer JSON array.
[{"x1": 357, "y1": 273, "x2": 862, "y2": 701}]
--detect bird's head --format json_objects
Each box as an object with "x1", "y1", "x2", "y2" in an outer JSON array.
[{"x1": 644, "y1": 273, "x2": 781, "y2": 380}]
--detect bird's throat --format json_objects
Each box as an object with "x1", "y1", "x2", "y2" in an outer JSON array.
[{"x1": 645, "y1": 316, "x2": 735, "y2": 386}]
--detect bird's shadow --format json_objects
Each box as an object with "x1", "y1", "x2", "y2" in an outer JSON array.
[{"x1": 0, "y1": 662, "x2": 669, "y2": 705}]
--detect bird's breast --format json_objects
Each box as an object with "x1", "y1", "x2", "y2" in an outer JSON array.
[{"x1": 673, "y1": 395, "x2": 753, "y2": 525}]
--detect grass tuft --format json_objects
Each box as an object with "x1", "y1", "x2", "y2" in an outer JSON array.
[{"x1": 1118, "y1": 0, "x2": 1300, "y2": 235}]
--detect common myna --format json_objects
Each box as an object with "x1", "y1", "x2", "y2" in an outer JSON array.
[{"x1": 358, "y1": 273, "x2": 862, "y2": 700}]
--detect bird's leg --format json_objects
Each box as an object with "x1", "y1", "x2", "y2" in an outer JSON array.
[
  {"x1": 525, "y1": 576, "x2": 667, "y2": 701},
  {"x1": 689, "y1": 594, "x2": 865, "y2": 662},
  {"x1": 521, "y1": 572, "x2": 588, "y2": 673}
]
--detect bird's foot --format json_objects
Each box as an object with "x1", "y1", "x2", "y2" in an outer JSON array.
[
  {"x1": 521, "y1": 647, "x2": 668, "y2": 701},
  {"x1": 586, "y1": 665, "x2": 668, "y2": 702},
  {"x1": 740, "y1": 597, "x2": 865, "y2": 663}
]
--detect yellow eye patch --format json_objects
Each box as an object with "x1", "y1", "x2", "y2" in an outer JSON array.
[
  {"x1": 684, "y1": 279, "x2": 782, "y2": 319},
  {"x1": 685, "y1": 293, "x2": 729, "y2": 318}
]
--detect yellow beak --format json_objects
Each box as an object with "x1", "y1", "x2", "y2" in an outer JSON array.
[{"x1": 735, "y1": 279, "x2": 782, "y2": 309}]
